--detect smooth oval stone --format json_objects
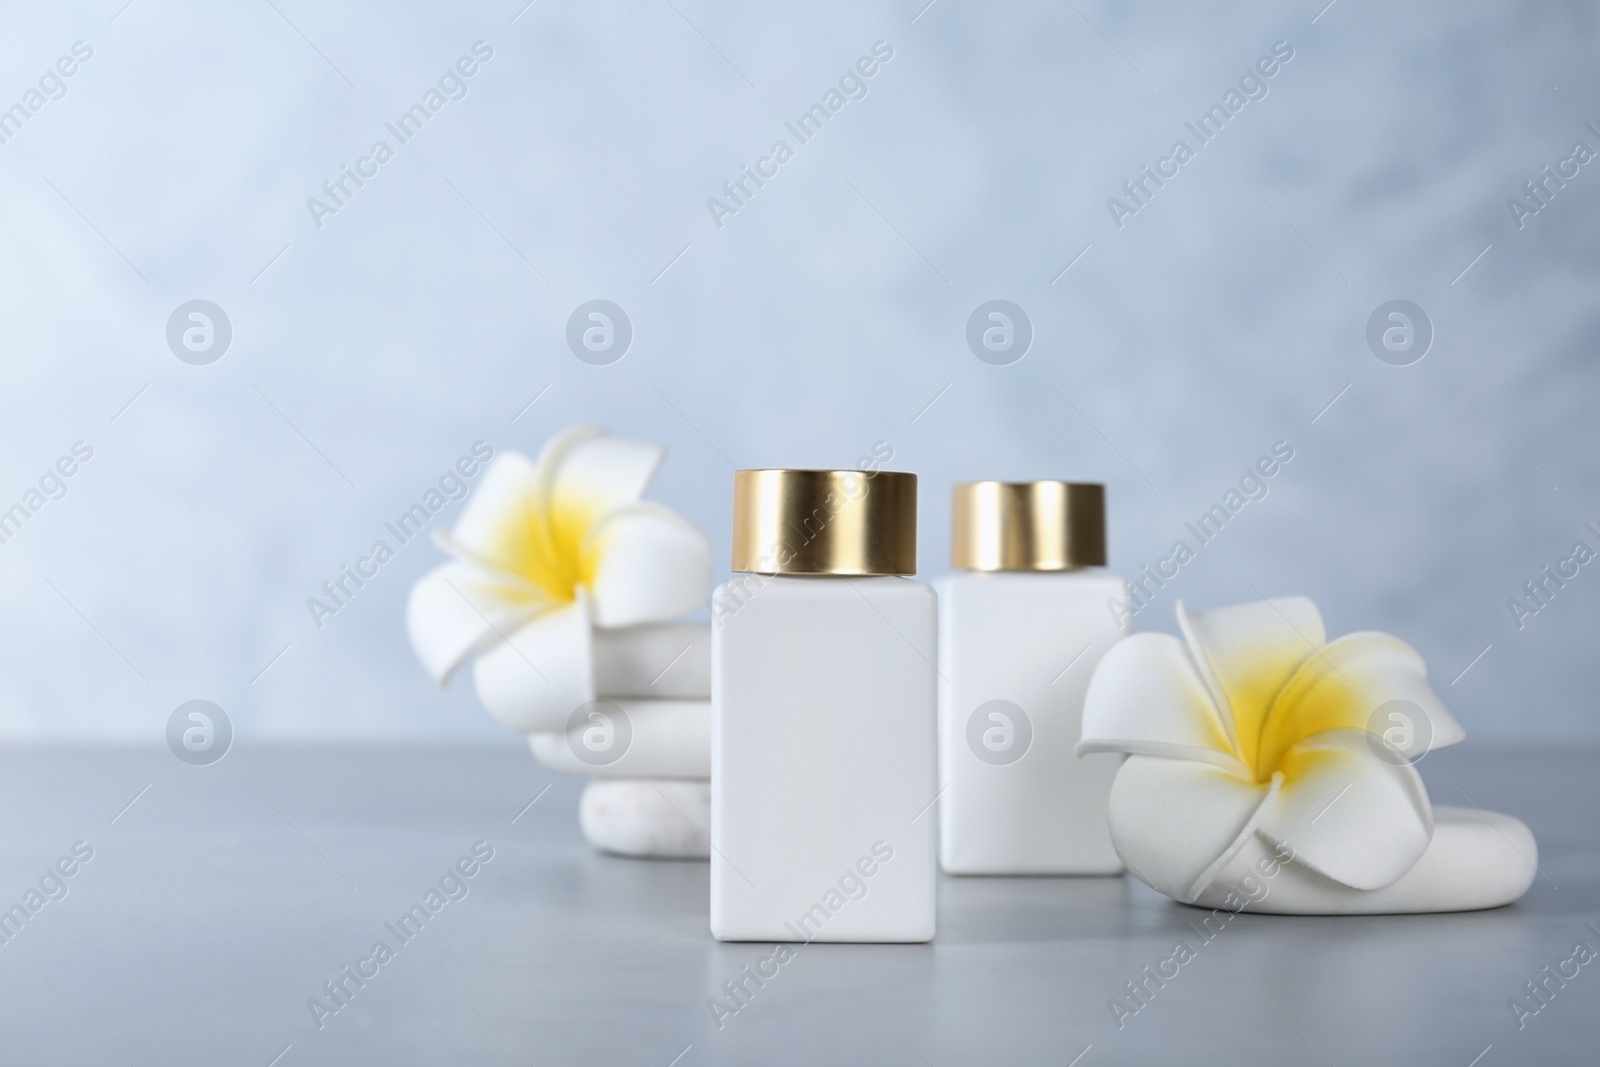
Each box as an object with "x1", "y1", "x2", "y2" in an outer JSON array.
[
  {"x1": 592, "y1": 623, "x2": 710, "y2": 699},
  {"x1": 1191, "y1": 806, "x2": 1538, "y2": 914},
  {"x1": 529, "y1": 699, "x2": 709, "y2": 779},
  {"x1": 579, "y1": 779, "x2": 711, "y2": 859}
]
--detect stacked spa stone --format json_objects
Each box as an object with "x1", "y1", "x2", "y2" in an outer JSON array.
[{"x1": 526, "y1": 622, "x2": 712, "y2": 859}]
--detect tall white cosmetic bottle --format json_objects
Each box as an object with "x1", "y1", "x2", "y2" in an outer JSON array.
[
  {"x1": 711, "y1": 469, "x2": 936, "y2": 942},
  {"x1": 938, "y1": 481, "x2": 1126, "y2": 875}
]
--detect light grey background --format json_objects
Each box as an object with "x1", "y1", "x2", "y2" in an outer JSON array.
[{"x1": 0, "y1": 0, "x2": 1595, "y2": 742}]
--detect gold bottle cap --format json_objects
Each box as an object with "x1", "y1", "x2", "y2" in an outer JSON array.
[
  {"x1": 951, "y1": 481, "x2": 1106, "y2": 571},
  {"x1": 731, "y1": 469, "x2": 918, "y2": 575}
]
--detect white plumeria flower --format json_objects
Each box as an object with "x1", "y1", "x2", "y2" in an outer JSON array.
[
  {"x1": 1079, "y1": 596, "x2": 1467, "y2": 904},
  {"x1": 406, "y1": 427, "x2": 711, "y2": 733}
]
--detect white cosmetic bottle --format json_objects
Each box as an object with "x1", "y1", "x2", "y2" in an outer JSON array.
[
  {"x1": 711, "y1": 469, "x2": 936, "y2": 942},
  {"x1": 938, "y1": 481, "x2": 1126, "y2": 875}
]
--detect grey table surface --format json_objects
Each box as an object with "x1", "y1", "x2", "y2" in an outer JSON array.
[{"x1": 1, "y1": 744, "x2": 1595, "y2": 1067}]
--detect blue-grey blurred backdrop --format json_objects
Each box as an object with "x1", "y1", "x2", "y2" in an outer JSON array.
[{"x1": 0, "y1": 0, "x2": 1594, "y2": 742}]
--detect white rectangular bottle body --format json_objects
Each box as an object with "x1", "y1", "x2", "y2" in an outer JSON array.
[
  {"x1": 711, "y1": 575, "x2": 937, "y2": 942},
  {"x1": 937, "y1": 570, "x2": 1127, "y2": 875}
]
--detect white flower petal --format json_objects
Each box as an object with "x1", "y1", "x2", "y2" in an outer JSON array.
[
  {"x1": 533, "y1": 425, "x2": 607, "y2": 492},
  {"x1": 585, "y1": 503, "x2": 712, "y2": 628},
  {"x1": 405, "y1": 561, "x2": 543, "y2": 684},
  {"x1": 1259, "y1": 631, "x2": 1466, "y2": 772},
  {"x1": 1177, "y1": 596, "x2": 1325, "y2": 763},
  {"x1": 443, "y1": 429, "x2": 615, "y2": 583},
  {"x1": 471, "y1": 596, "x2": 595, "y2": 733},
  {"x1": 429, "y1": 530, "x2": 544, "y2": 596},
  {"x1": 447, "y1": 450, "x2": 547, "y2": 570},
  {"x1": 1107, "y1": 754, "x2": 1277, "y2": 902},
  {"x1": 546, "y1": 432, "x2": 665, "y2": 528},
  {"x1": 1078, "y1": 633, "x2": 1238, "y2": 768},
  {"x1": 521, "y1": 431, "x2": 668, "y2": 596},
  {"x1": 1258, "y1": 729, "x2": 1433, "y2": 891}
]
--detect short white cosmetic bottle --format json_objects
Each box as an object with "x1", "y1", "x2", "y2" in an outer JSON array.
[
  {"x1": 938, "y1": 481, "x2": 1126, "y2": 875},
  {"x1": 711, "y1": 469, "x2": 936, "y2": 942}
]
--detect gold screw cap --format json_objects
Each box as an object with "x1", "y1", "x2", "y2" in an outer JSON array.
[
  {"x1": 731, "y1": 469, "x2": 918, "y2": 575},
  {"x1": 951, "y1": 481, "x2": 1106, "y2": 571}
]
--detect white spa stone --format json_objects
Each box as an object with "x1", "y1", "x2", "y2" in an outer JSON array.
[
  {"x1": 529, "y1": 698, "x2": 709, "y2": 779},
  {"x1": 592, "y1": 623, "x2": 710, "y2": 699},
  {"x1": 579, "y1": 779, "x2": 711, "y2": 859},
  {"x1": 1189, "y1": 807, "x2": 1539, "y2": 914}
]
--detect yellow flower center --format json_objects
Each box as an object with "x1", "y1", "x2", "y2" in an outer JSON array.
[
  {"x1": 1254, "y1": 652, "x2": 1368, "y2": 781},
  {"x1": 1207, "y1": 646, "x2": 1368, "y2": 784},
  {"x1": 489, "y1": 491, "x2": 603, "y2": 605}
]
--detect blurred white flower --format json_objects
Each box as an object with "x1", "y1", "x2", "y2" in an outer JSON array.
[{"x1": 406, "y1": 427, "x2": 711, "y2": 732}]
